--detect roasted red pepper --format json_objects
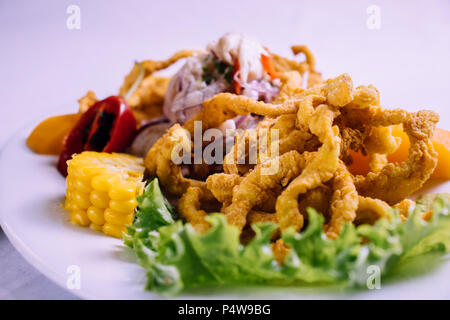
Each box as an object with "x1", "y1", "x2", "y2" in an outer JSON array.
[{"x1": 57, "y1": 96, "x2": 137, "y2": 176}]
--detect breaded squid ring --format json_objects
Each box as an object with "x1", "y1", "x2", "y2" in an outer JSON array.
[
  {"x1": 223, "y1": 115, "x2": 314, "y2": 176},
  {"x1": 325, "y1": 161, "x2": 359, "y2": 239},
  {"x1": 275, "y1": 74, "x2": 353, "y2": 230},
  {"x1": 273, "y1": 71, "x2": 304, "y2": 103},
  {"x1": 297, "y1": 185, "x2": 332, "y2": 219},
  {"x1": 148, "y1": 88, "x2": 305, "y2": 199},
  {"x1": 276, "y1": 104, "x2": 341, "y2": 231},
  {"x1": 206, "y1": 173, "x2": 241, "y2": 206},
  {"x1": 183, "y1": 93, "x2": 299, "y2": 135},
  {"x1": 247, "y1": 211, "x2": 278, "y2": 225},
  {"x1": 140, "y1": 50, "x2": 200, "y2": 74},
  {"x1": 349, "y1": 108, "x2": 439, "y2": 204},
  {"x1": 223, "y1": 129, "x2": 259, "y2": 176},
  {"x1": 271, "y1": 45, "x2": 322, "y2": 88},
  {"x1": 291, "y1": 45, "x2": 317, "y2": 72},
  {"x1": 346, "y1": 85, "x2": 380, "y2": 109},
  {"x1": 119, "y1": 50, "x2": 199, "y2": 97},
  {"x1": 355, "y1": 196, "x2": 391, "y2": 225},
  {"x1": 272, "y1": 55, "x2": 309, "y2": 76},
  {"x1": 323, "y1": 73, "x2": 354, "y2": 107},
  {"x1": 223, "y1": 150, "x2": 312, "y2": 231},
  {"x1": 267, "y1": 114, "x2": 316, "y2": 156},
  {"x1": 364, "y1": 126, "x2": 401, "y2": 173},
  {"x1": 368, "y1": 153, "x2": 388, "y2": 173},
  {"x1": 144, "y1": 124, "x2": 213, "y2": 199},
  {"x1": 178, "y1": 186, "x2": 210, "y2": 233}
]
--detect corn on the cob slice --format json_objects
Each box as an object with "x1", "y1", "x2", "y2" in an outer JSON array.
[{"x1": 64, "y1": 151, "x2": 145, "y2": 238}]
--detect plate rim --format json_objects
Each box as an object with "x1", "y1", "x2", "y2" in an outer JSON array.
[
  {"x1": 1, "y1": 123, "x2": 450, "y2": 300},
  {"x1": 0, "y1": 126, "x2": 90, "y2": 299}
]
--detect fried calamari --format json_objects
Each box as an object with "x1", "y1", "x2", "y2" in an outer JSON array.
[{"x1": 144, "y1": 67, "x2": 438, "y2": 265}]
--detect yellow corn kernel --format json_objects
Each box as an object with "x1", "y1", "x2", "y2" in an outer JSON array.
[
  {"x1": 91, "y1": 174, "x2": 117, "y2": 192},
  {"x1": 66, "y1": 177, "x2": 75, "y2": 189},
  {"x1": 108, "y1": 183, "x2": 136, "y2": 201},
  {"x1": 89, "y1": 223, "x2": 103, "y2": 232},
  {"x1": 104, "y1": 208, "x2": 133, "y2": 226},
  {"x1": 109, "y1": 199, "x2": 137, "y2": 214},
  {"x1": 90, "y1": 190, "x2": 109, "y2": 208},
  {"x1": 65, "y1": 201, "x2": 83, "y2": 212},
  {"x1": 70, "y1": 210, "x2": 90, "y2": 227},
  {"x1": 103, "y1": 223, "x2": 126, "y2": 238},
  {"x1": 87, "y1": 206, "x2": 105, "y2": 225},
  {"x1": 71, "y1": 191, "x2": 91, "y2": 209},
  {"x1": 73, "y1": 179, "x2": 92, "y2": 194},
  {"x1": 66, "y1": 189, "x2": 74, "y2": 200},
  {"x1": 64, "y1": 151, "x2": 145, "y2": 238}
]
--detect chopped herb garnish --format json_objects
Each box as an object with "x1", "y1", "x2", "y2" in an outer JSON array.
[
  {"x1": 224, "y1": 65, "x2": 234, "y2": 84},
  {"x1": 214, "y1": 61, "x2": 228, "y2": 74},
  {"x1": 201, "y1": 58, "x2": 234, "y2": 85}
]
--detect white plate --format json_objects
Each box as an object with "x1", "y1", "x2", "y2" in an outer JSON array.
[{"x1": 1, "y1": 127, "x2": 450, "y2": 300}]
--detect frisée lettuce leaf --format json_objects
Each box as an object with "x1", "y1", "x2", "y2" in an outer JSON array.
[{"x1": 125, "y1": 178, "x2": 450, "y2": 296}]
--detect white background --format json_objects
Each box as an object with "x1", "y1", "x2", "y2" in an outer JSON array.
[{"x1": 0, "y1": 0, "x2": 449, "y2": 299}]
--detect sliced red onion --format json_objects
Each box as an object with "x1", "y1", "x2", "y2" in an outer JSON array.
[
  {"x1": 138, "y1": 116, "x2": 170, "y2": 130},
  {"x1": 242, "y1": 79, "x2": 280, "y2": 103},
  {"x1": 127, "y1": 118, "x2": 171, "y2": 157}
]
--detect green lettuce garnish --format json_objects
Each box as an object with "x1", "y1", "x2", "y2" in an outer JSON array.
[{"x1": 125, "y1": 178, "x2": 450, "y2": 296}]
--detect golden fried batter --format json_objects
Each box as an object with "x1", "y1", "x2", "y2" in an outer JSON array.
[
  {"x1": 247, "y1": 211, "x2": 278, "y2": 225},
  {"x1": 223, "y1": 150, "x2": 311, "y2": 231},
  {"x1": 353, "y1": 109, "x2": 438, "y2": 204},
  {"x1": 128, "y1": 76, "x2": 169, "y2": 108},
  {"x1": 184, "y1": 93, "x2": 299, "y2": 135},
  {"x1": 78, "y1": 90, "x2": 97, "y2": 113},
  {"x1": 347, "y1": 85, "x2": 380, "y2": 109},
  {"x1": 355, "y1": 196, "x2": 391, "y2": 225},
  {"x1": 276, "y1": 103, "x2": 341, "y2": 231},
  {"x1": 178, "y1": 186, "x2": 210, "y2": 233},
  {"x1": 325, "y1": 161, "x2": 358, "y2": 238},
  {"x1": 142, "y1": 66, "x2": 438, "y2": 249},
  {"x1": 272, "y1": 45, "x2": 322, "y2": 88},
  {"x1": 272, "y1": 239, "x2": 290, "y2": 265},
  {"x1": 298, "y1": 185, "x2": 332, "y2": 221},
  {"x1": 273, "y1": 71, "x2": 304, "y2": 103},
  {"x1": 393, "y1": 199, "x2": 414, "y2": 221},
  {"x1": 145, "y1": 124, "x2": 212, "y2": 199},
  {"x1": 119, "y1": 50, "x2": 198, "y2": 97},
  {"x1": 206, "y1": 173, "x2": 241, "y2": 206}
]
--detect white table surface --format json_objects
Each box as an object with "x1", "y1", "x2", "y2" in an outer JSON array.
[{"x1": 0, "y1": 0, "x2": 449, "y2": 299}]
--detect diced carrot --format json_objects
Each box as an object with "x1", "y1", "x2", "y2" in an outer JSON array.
[
  {"x1": 347, "y1": 149, "x2": 370, "y2": 176},
  {"x1": 27, "y1": 113, "x2": 80, "y2": 155},
  {"x1": 261, "y1": 54, "x2": 280, "y2": 80}
]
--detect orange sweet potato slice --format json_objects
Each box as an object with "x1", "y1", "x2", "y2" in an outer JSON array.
[
  {"x1": 348, "y1": 126, "x2": 450, "y2": 179},
  {"x1": 27, "y1": 113, "x2": 80, "y2": 155}
]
